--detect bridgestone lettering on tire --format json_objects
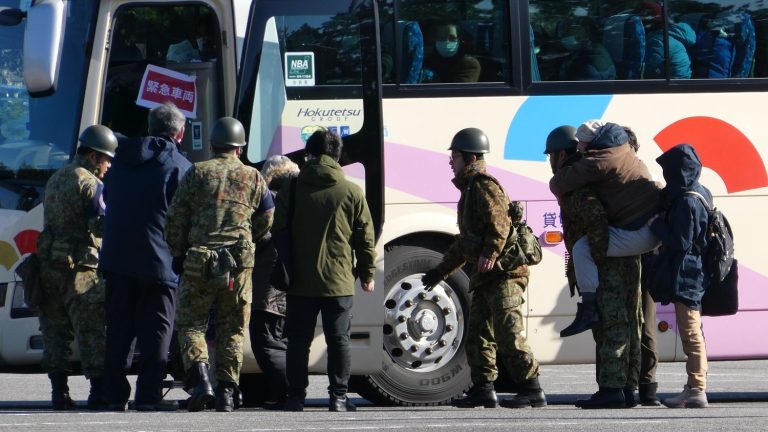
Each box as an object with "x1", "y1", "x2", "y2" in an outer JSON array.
[{"x1": 355, "y1": 245, "x2": 471, "y2": 406}]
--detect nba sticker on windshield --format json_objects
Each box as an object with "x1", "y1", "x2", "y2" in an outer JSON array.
[{"x1": 285, "y1": 52, "x2": 315, "y2": 87}]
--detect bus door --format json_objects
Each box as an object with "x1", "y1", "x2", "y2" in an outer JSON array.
[
  {"x1": 98, "y1": 1, "x2": 239, "y2": 163},
  {"x1": 235, "y1": 0, "x2": 384, "y2": 373}
]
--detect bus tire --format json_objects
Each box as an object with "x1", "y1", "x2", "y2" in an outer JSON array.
[{"x1": 355, "y1": 245, "x2": 472, "y2": 406}]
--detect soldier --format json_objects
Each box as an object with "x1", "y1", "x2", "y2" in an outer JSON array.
[
  {"x1": 36, "y1": 125, "x2": 117, "y2": 410},
  {"x1": 545, "y1": 125, "x2": 641, "y2": 409},
  {"x1": 165, "y1": 117, "x2": 273, "y2": 412},
  {"x1": 422, "y1": 128, "x2": 546, "y2": 409}
]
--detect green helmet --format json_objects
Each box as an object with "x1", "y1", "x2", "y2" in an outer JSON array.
[
  {"x1": 544, "y1": 125, "x2": 578, "y2": 154},
  {"x1": 79, "y1": 125, "x2": 117, "y2": 158},
  {"x1": 448, "y1": 128, "x2": 489, "y2": 154},
  {"x1": 210, "y1": 117, "x2": 246, "y2": 148}
]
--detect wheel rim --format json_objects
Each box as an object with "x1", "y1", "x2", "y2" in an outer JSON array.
[{"x1": 383, "y1": 273, "x2": 464, "y2": 373}]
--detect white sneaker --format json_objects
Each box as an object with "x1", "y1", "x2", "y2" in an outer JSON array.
[{"x1": 663, "y1": 385, "x2": 708, "y2": 408}]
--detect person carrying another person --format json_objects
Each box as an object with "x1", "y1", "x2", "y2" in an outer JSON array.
[
  {"x1": 649, "y1": 144, "x2": 711, "y2": 408},
  {"x1": 546, "y1": 125, "x2": 643, "y2": 408},
  {"x1": 248, "y1": 155, "x2": 300, "y2": 410},
  {"x1": 422, "y1": 21, "x2": 481, "y2": 83},
  {"x1": 549, "y1": 120, "x2": 661, "y2": 337}
]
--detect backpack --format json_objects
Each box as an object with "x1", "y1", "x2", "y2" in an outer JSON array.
[
  {"x1": 685, "y1": 191, "x2": 735, "y2": 283},
  {"x1": 465, "y1": 175, "x2": 543, "y2": 270}
]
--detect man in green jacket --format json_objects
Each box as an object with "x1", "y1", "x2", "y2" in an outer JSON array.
[{"x1": 273, "y1": 129, "x2": 376, "y2": 412}]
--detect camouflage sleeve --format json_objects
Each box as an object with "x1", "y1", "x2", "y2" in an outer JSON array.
[
  {"x1": 549, "y1": 156, "x2": 600, "y2": 197},
  {"x1": 435, "y1": 235, "x2": 466, "y2": 277},
  {"x1": 165, "y1": 166, "x2": 196, "y2": 257},
  {"x1": 570, "y1": 187, "x2": 609, "y2": 263},
  {"x1": 351, "y1": 189, "x2": 376, "y2": 283},
  {"x1": 81, "y1": 176, "x2": 105, "y2": 237},
  {"x1": 473, "y1": 177, "x2": 511, "y2": 261},
  {"x1": 251, "y1": 174, "x2": 274, "y2": 241}
]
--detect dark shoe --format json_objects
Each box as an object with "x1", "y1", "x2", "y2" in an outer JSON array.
[
  {"x1": 187, "y1": 362, "x2": 214, "y2": 412},
  {"x1": 639, "y1": 382, "x2": 661, "y2": 407},
  {"x1": 452, "y1": 382, "x2": 498, "y2": 408},
  {"x1": 87, "y1": 376, "x2": 109, "y2": 411},
  {"x1": 624, "y1": 387, "x2": 638, "y2": 408},
  {"x1": 232, "y1": 384, "x2": 243, "y2": 410},
  {"x1": 329, "y1": 395, "x2": 357, "y2": 412},
  {"x1": 107, "y1": 402, "x2": 128, "y2": 412},
  {"x1": 49, "y1": 373, "x2": 76, "y2": 411},
  {"x1": 577, "y1": 388, "x2": 625, "y2": 409},
  {"x1": 283, "y1": 396, "x2": 304, "y2": 412},
  {"x1": 215, "y1": 382, "x2": 236, "y2": 412},
  {"x1": 135, "y1": 400, "x2": 179, "y2": 412},
  {"x1": 500, "y1": 378, "x2": 547, "y2": 408},
  {"x1": 262, "y1": 399, "x2": 285, "y2": 410},
  {"x1": 560, "y1": 299, "x2": 600, "y2": 337}
]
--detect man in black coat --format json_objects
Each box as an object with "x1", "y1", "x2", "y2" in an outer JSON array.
[{"x1": 100, "y1": 102, "x2": 192, "y2": 411}]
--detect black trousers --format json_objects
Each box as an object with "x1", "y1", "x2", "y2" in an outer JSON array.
[
  {"x1": 104, "y1": 273, "x2": 177, "y2": 405},
  {"x1": 286, "y1": 295, "x2": 353, "y2": 399},
  {"x1": 249, "y1": 310, "x2": 288, "y2": 402}
]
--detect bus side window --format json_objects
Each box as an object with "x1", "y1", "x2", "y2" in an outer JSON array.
[
  {"x1": 392, "y1": 0, "x2": 508, "y2": 84},
  {"x1": 101, "y1": 4, "x2": 225, "y2": 162}
]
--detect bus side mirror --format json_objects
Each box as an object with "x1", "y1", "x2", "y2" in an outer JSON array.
[{"x1": 23, "y1": 0, "x2": 66, "y2": 96}]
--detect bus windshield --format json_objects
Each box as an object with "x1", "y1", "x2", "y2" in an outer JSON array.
[{"x1": 0, "y1": 1, "x2": 96, "y2": 188}]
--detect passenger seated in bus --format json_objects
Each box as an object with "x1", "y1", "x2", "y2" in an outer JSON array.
[
  {"x1": 166, "y1": 14, "x2": 218, "y2": 63},
  {"x1": 421, "y1": 21, "x2": 481, "y2": 83},
  {"x1": 549, "y1": 120, "x2": 661, "y2": 336},
  {"x1": 639, "y1": 0, "x2": 695, "y2": 79},
  {"x1": 559, "y1": 18, "x2": 616, "y2": 81}
]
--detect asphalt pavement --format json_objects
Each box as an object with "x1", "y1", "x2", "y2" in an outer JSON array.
[{"x1": 0, "y1": 360, "x2": 766, "y2": 431}]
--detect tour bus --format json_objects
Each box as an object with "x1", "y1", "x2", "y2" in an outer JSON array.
[{"x1": 1, "y1": 0, "x2": 767, "y2": 407}]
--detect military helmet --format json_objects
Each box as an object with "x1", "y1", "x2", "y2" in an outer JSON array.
[
  {"x1": 544, "y1": 125, "x2": 579, "y2": 154},
  {"x1": 210, "y1": 117, "x2": 246, "y2": 148},
  {"x1": 78, "y1": 125, "x2": 118, "y2": 158},
  {"x1": 448, "y1": 128, "x2": 490, "y2": 154}
]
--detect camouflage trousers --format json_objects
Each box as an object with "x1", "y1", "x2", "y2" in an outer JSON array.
[
  {"x1": 465, "y1": 275, "x2": 540, "y2": 384},
  {"x1": 176, "y1": 268, "x2": 252, "y2": 384},
  {"x1": 38, "y1": 264, "x2": 105, "y2": 379},
  {"x1": 592, "y1": 256, "x2": 642, "y2": 389}
]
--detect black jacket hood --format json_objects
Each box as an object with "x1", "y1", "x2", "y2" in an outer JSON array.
[{"x1": 115, "y1": 134, "x2": 179, "y2": 167}]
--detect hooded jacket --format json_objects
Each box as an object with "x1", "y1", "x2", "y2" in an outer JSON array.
[
  {"x1": 645, "y1": 22, "x2": 697, "y2": 79},
  {"x1": 100, "y1": 135, "x2": 191, "y2": 287},
  {"x1": 272, "y1": 155, "x2": 376, "y2": 297},
  {"x1": 549, "y1": 123, "x2": 661, "y2": 228},
  {"x1": 649, "y1": 144, "x2": 712, "y2": 308}
]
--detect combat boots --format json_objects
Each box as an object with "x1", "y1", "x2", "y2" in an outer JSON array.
[
  {"x1": 49, "y1": 373, "x2": 76, "y2": 410},
  {"x1": 452, "y1": 382, "x2": 498, "y2": 408},
  {"x1": 576, "y1": 387, "x2": 625, "y2": 409},
  {"x1": 500, "y1": 377, "x2": 547, "y2": 408},
  {"x1": 623, "y1": 386, "x2": 638, "y2": 408},
  {"x1": 86, "y1": 376, "x2": 109, "y2": 410},
  {"x1": 187, "y1": 362, "x2": 215, "y2": 412},
  {"x1": 560, "y1": 293, "x2": 600, "y2": 337},
  {"x1": 215, "y1": 381, "x2": 236, "y2": 412},
  {"x1": 639, "y1": 382, "x2": 661, "y2": 406}
]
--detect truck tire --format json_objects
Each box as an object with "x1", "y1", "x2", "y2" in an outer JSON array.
[{"x1": 355, "y1": 245, "x2": 471, "y2": 406}]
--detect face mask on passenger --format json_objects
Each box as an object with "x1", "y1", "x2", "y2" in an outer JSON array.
[{"x1": 435, "y1": 40, "x2": 459, "y2": 58}]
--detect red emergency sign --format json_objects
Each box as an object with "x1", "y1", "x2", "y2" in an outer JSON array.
[{"x1": 136, "y1": 64, "x2": 197, "y2": 118}]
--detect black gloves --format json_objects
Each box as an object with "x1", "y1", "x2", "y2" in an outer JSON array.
[
  {"x1": 172, "y1": 256, "x2": 185, "y2": 275},
  {"x1": 421, "y1": 269, "x2": 443, "y2": 291}
]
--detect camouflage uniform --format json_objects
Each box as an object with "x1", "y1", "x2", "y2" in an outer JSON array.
[
  {"x1": 36, "y1": 154, "x2": 106, "y2": 379},
  {"x1": 560, "y1": 186, "x2": 641, "y2": 390},
  {"x1": 435, "y1": 160, "x2": 539, "y2": 384},
  {"x1": 165, "y1": 153, "x2": 272, "y2": 384}
]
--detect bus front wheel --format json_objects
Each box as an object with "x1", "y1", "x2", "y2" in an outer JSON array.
[{"x1": 355, "y1": 245, "x2": 472, "y2": 406}]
